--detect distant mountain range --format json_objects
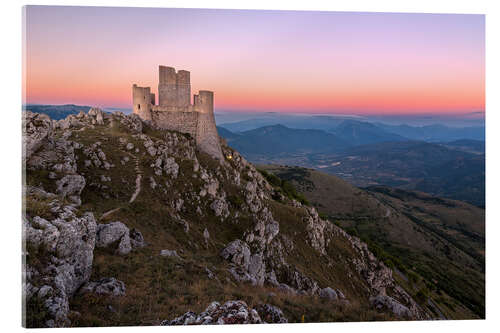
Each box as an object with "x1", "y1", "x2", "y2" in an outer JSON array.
[
  {"x1": 23, "y1": 104, "x2": 92, "y2": 120},
  {"x1": 220, "y1": 117, "x2": 484, "y2": 142},
  {"x1": 218, "y1": 125, "x2": 485, "y2": 206},
  {"x1": 374, "y1": 123, "x2": 485, "y2": 142}
]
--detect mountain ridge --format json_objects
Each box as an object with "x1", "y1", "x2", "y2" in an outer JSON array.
[{"x1": 258, "y1": 165, "x2": 484, "y2": 318}]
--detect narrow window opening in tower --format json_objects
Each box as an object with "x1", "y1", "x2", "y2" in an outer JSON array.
[{"x1": 138, "y1": 104, "x2": 140, "y2": 109}]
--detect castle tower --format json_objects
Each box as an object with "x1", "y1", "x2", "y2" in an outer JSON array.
[
  {"x1": 133, "y1": 66, "x2": 223, "y2": 161},
  {"x1": 132, "y1": 84, "x2": 153, "y2": 121},
  {"x1": 194, "y1": 91, "x2": 214, "y2": 114},
  {"x1": 176, "y1": 70, "x2": 191, "y2": 107},
  {"x1": 158, "y1": 66, "x2": 176, "y2": 107},
  {"x1": 158, "y1": 66, "x2": 191, "y2": 107},
  {"x1": 194, "y1": 90, "x2": 222, "y2": 160}
]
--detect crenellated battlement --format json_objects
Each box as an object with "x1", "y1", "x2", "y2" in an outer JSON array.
[{"x1": 132, "y1": 66, "x2": 223, "y2": 160}]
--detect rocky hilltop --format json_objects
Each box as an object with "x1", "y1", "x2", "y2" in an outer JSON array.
[{"x1": 23, "y1": 109, "x2": 431, "y2": 327}]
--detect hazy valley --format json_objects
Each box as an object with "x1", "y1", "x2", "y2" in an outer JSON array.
[{"x1": 218, "y1": 121, "x2": 485, "y2": 207}]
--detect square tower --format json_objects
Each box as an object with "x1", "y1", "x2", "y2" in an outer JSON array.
[{"x1": 158, "y1": 66, "x2": 191, "y2": 107}]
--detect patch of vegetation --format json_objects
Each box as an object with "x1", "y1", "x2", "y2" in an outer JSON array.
[{"x1": 257, "y1": 168, "x2": 309, "y2": 205}]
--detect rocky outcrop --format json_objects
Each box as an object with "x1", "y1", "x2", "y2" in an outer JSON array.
[
  {"x1": 370, "y1": 295, "x2": 411, "y2": 318},
  {"x1": 80, "y1": 278, "x2": 126, "y2": 297},
  {"x1": 161, "y1": 301, "x2": 283, "y2": 325},
  {"x1": 96, "y1": 222, "x2": 131, "y2": 255},
  {"x1": 303, "y1": 207, "x2": 329, "y2": 255},
  {"x1": 56, "y1": 175, "x2": 86, "y2": 205},
  {"x1": 254, "y1": 304, "x2": 288, "y2": 323},
  {"x1": 96, "y1": 222, "x2": 144, "y2": 255},
  {"x1": 221, "y1": 240, "x2": 261, "y2": 285},
  {"x1": 210, "y1": 198, "x2": 229, "y2": 219},
  {"x1": 24, "y1": 199, "x2": 97, "y2": 327},
  {"x1": 23, "y1": 111, "x2": 52, "y2": 164},
  {"x1": 319, "y1": 287, "x2": 338, "y2": 300}
]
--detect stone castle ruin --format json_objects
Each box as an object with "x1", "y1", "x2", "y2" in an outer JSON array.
[{"x1": 132, "y1": 66, "x2": 223, "y2": 160}]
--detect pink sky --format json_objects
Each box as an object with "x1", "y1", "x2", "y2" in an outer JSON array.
[{"x1": 24, "y1": 6, "x2": 485, "y2": 115}]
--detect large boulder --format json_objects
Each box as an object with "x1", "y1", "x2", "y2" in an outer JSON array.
[
  {"x1": 319, "y1": 287, "x2": 338, "y2": 300},
  {"x1": 370, "y1": 295, "x2": 412, "y2": 318},
  {"x1": 221, "y1": 240, "x2": 267, "y2": 285},
  {"x1": 96, "y1": 222, "x2": 131, "y2": 255},
  {"x1": 56, "y1": 175, "x2": 86, "y2": 205},
  {"x1": 221, "y1": 240, "x2": 251, "y2": 267}
]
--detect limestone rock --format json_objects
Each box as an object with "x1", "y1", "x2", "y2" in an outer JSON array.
[
  {"x1": 24, "y1": 199, "x2": 97, "y2": 327},
  {"x1": 221, "y1": 240, "x2": 266, "y2": 286},
  {"x1": 203, "y1": 228, "x2": 210, "y2": 247},
  {"x1": 254, "y1": 304, "x2": 288, "y2": 323},
  {"x1": 130, "y1": 228, "x2": 146, "y2": 248},
  {"x1": 95, "y1": 222, "x2": 132, "y2": 255},
  {"x1": 370, "y1": 295, "x2": 411, "y2": 318},
  {"x1": 161, "y1": 300, "x2": 263, "y2": 325},
  {"x1": 319, "y1": 287, "x2": 338, "y2": 300},
  {"x1": 80, "y1": 278, "x2": 126, "y2": 297},
  {"x1": 23, "y1": 111, "x2": 52, "y2": 163},
  {"x1": 210, "y1": 198, "x2": 229, "y2": 219},
  {"x1": 163, "y1": 157, "x2": 179, "y2": 178},
  {"x1": 88, "y1": 107, "x2": 105, "y2": 125},
  {"x1": 221, "y1": 240, "x2": 251, "y2": 269},
  {"x1": 55, "y1": 175, "x2": 85, "y2": 205},
  {"x1": 160, "y1": 249, "x2": 181, "y2": 259}
]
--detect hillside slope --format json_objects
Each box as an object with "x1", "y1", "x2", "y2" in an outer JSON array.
[
  {"x1": 23, "y1": 110, "x2": 432, "y2": 327},
  {"x1": 259, "y1": 165, "x2": 484, "y2": 319}
]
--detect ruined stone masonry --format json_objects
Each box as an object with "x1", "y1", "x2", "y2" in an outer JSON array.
[{"x1": 132, "y1": 66, "x2": 223, "y2": 160}]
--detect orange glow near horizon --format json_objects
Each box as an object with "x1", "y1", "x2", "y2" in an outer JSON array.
[{"x1": 24, "y1": 7, "x2": 485, "y2": 115}]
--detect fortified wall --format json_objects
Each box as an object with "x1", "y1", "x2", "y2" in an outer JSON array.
[{"x1": 132, "y1": 66, "x2": 223, "y2": 160}]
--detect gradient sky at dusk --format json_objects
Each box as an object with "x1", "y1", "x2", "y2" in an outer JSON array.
[{"x1": 24, "y1": 6, "x2": 485, "y2": 115}]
